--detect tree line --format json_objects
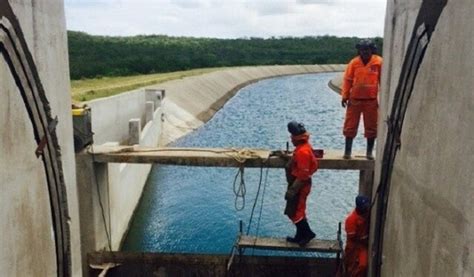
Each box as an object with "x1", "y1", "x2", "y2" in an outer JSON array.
[{"x1": 68, "y1": 31, "x2": 383, "y2": 80}]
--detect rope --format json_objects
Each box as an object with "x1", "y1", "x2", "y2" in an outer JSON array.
[
  {"x1": 228, "y1": 155, "x2": 271, "y2": 259},
  {"x1": 226, "y1": 148, "x2": 262, "y2": 164},
  {"x1": 233, "y1": 167, "x2": 246, "y2": 211},
  {"x1": 255, "y1": 167, "x2": 269, "y2": 238},
  {"x1": 250, "y1": 167, "x2": 270, "y2": 256},
  {"x1": 246, "y1": 166, "x2": 264, "y2": 235}
]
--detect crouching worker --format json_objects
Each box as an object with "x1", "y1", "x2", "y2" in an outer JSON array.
[
  {"x1": 343, "y1": 195, "x2": 370, "y2": 277},
  {"x1": 284, "y1": 121, "x2": 319, "y2": 246}
]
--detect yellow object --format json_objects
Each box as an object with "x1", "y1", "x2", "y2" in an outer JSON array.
[{"x1": 72, "y1": 108, "x2": 85, "y2": 116}]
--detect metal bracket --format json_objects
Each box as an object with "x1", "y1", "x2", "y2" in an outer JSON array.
[{"x1": 35, "y1": 116, "x2": 58, "y2": 157}]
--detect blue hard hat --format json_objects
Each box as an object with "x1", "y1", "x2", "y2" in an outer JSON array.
[
  {"x1": 287, "y1": 121, "x2": 306, "y2": 136},
  {"x1": 356, "y1": 39, "x2": 377, "y2": 51},
  {"x1": 356, "y1": 195, "x2": 370, "y2": 209}
]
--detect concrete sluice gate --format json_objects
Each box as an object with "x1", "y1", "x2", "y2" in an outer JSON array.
[{"x1": 88, "y1": 252, "x2": 337, "y2": 277}]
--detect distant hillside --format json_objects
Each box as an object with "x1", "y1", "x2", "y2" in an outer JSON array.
[{"x1": 67, "y1": 31, "x2": 382, "y2": 80}]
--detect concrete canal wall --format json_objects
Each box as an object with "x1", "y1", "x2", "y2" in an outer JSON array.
[
  {"x1": 372, "y1": 0, "x2": 474, "y2": 276},
  {"x1": 0, "y1": 0, "x2": 82, "y2": 276},
  {"x1": 76, "y1": 88, "x2": 163, "y2": 269}
]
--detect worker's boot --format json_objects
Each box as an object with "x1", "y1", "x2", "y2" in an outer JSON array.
[
  {"x1": 286, "y1": 223, "x2": 303, "y2": 243},
  {"x1": 366, "y1": 138, "x2": 375, "y2": 160},
  {"x1": 343, "y1": 137, "x2": 353, "y2": 159},
  {"x1": 297, "y1": 219, "x2": 316, "y2": 247}
]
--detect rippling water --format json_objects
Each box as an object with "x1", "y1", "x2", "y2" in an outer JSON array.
[{"x1": 123, "y1": 73, "x2": 367, "y2": 255}]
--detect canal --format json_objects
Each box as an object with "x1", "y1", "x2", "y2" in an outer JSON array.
[{"x1": 123, "y1": 72, "x2": 367, "y2": 255}]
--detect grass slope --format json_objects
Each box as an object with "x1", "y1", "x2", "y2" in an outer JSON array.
[{"x1": 71, "y1": 67, "x2": 228, "y2": 102}]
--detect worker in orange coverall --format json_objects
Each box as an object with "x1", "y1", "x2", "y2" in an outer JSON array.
[
  {"x1": 341, "y1": 39, "x2": 383, "y2": 160},
  {"x1": 284, "y1": 121, "x2": 319, "y2": 246},
  {"x1": 344, "y1": 195, "x2": 370, "y2": 277}
]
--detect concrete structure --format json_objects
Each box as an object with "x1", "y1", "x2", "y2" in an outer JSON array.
[
  {"x1": 371, "y1": 0, "x2": 474, "y2": 276},
  {"x1": 76, "y1": 88, "x2": 163, "y2": 269},
  {"x1": 328, "y1": 73, "x2": 343, "y2": 94},
  {"x1": 85, "y1": 88, "x2": 163, "y2": 145},
  {"x1": 0, "y1": 0, "x2": 82, "y2": 276},
  {"x1": 151, "y1": 64, "x2": 345, "y2": 145}
]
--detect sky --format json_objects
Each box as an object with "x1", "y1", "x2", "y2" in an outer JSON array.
[{"x1": 64, "y1": 0, "x2": 387, "y2": 39}]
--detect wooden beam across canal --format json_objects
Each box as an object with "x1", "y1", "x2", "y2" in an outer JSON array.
[
  {"x1": 89, "y1": 145, "x2": 374, "y2": 170},
  {"x1": 88, "y1": 145, "x2": 374, "y2": 195}
]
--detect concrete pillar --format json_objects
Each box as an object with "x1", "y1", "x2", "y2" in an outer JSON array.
[
  {"x1": 145, "y1": 101, "x2": 155, "y2": 123},
  {"x1": 145, "y1": 89, "x2": 165, "y2": 109},
  {"x1": 128, "y1": 119, "x2": 141, "y2": 145},
  {"x1": 75, "y1": 151, "x2": 110, "y2": 274},
  {"x1": 359, "y1": 169, "x2": 374, "y2": 198},
  {"x1": 159, "y1": 89, "x2": 166, "y2": 100}
]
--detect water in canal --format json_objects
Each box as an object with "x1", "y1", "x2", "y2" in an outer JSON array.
[{"x1": 123, "y1": 72, "x2": 368, "y2": 254}]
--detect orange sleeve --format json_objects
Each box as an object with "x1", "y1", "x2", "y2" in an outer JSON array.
[
  {"x1": 342, "y1": 60, "x2": 355, "y2": 100},
  {"x1": 345, "y1": 212, "x2": 357, "y2": 239}
]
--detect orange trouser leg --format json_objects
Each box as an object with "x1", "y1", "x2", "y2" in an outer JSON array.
[
  {"x1": 343, "y1": 102, "x2": 362, "y2": 138},
  {"x1": 344, "y1": 245, "x2": 368, "y2": 277},
  {"x1": 344, "y1": 244, "x2": 357, "y2": 277},
  {"x1": 362, "y1": 100, "x2": 378, "y2": 138},
  {"x1": 353, "y1": 247, "x2": 368, "y2": 277},
  {"x1": 291, "y1": 184, "x2": 311, "y2": 223}
]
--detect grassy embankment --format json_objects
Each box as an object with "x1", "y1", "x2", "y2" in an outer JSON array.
[{"x1": 71, "y1": 67, "x2": 228, "y2": 102}]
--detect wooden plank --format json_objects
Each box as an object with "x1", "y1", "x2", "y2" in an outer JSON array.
[
  {"x1": 88, "y1": 145, "x2": 374, "y2": 170},
  {"x1": 237, "y1": 235, "x2": 341, "y2": 253}
]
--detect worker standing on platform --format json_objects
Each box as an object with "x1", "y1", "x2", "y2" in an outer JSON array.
[
  {"x1": 284, "y1": 121, "x2": 318, "y2": 246},
  {"x1": 343, "y1": 195, "x2": 370, "y2": 277},
  {"x1": 341, "y1": 39, "x2": 383, "y2": 160}
]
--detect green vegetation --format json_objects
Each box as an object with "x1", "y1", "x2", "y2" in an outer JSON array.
[
  {"x1": 71, "y1": 67, "x2": 227, "y2": 102},
  {"x1": 68, "y1": 31, "x2": 383, "y2": 80}
]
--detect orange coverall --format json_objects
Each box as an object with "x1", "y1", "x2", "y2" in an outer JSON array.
[
  {"x1": 288, "y1": 138, "x2": 318, "y2": 223},
  {"x1": 342, "y1": 55, "x2": 383, "y2": 138},
  {"x1": 344, "y1": 209, "x2": 369, "y2": 277}
]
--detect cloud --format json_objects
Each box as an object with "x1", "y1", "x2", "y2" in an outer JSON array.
[
  {"x1": 246, "y1": 1, "x2": 296, "y2": 16},
  {"x1": 296, "y1": 0, "x2": 334, "y2": 5},
  {"x1": 65, "y1": 0, "x2": 122, "y2": 7},
  {"x1": 171, "y1": 0, "x2": 206, "y2": 9},
  {"x1": 64, "y1": 0, "x2": 386, "y2": 38}
]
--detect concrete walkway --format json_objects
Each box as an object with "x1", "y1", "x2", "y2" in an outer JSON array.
[
  {"x1": 147, "y1": 65, "x2": 345, "y2": 145},
  {"x1": 328, "y1": 72, "x2": 343, "y2": 94}
]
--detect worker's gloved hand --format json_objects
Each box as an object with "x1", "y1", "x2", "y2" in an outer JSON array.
[
  {"x1": 285, "y1": 179, "x2": 305, "y2": 200},
  {"x1": 341, "y1": 99, "x2": 349, "y2": 108}
]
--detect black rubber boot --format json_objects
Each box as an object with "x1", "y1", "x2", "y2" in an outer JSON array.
[
  {"x1": 343, "y1": 137, "x2": 353, "y2": 159},
  {"x1": 286, "y1": 222, "x2": 303, "y2": 243},
  {"x1": 297, "y1": 219, "x2": 316, "y2": 247},
  {"x1": 367, "y1": 138, "x2": 375, "y2": 160}
]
